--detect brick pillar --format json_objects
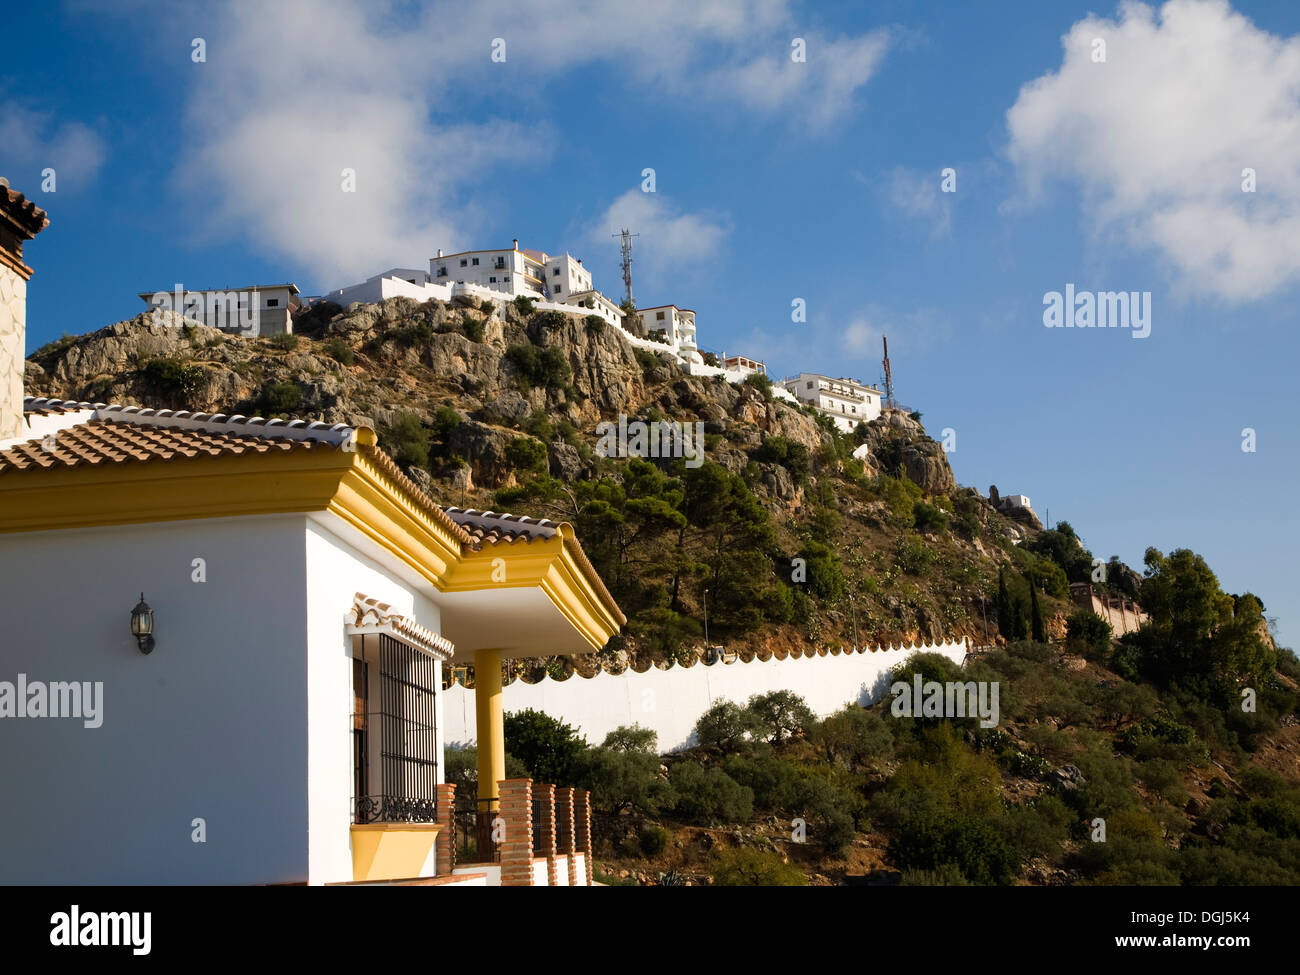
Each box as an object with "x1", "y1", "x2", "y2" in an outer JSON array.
[
  {"x1": 556, "y1": 787, "x2": 579, "y2": 886},
  {"x1": 534, "y1": 782, "x2": 558, "y2": 886},
  {"x1": 435, "y1": 782, "x2": 456, "y2": 876},
  {"x1": 575, "y1": 788, "x2": 594, "y2": 886},
  {"x1": 499, "y1": 778, "x2": 534, "y2": 887}
]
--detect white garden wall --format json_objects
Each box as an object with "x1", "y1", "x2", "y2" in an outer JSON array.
[{"x1": 443, "y1": 639, "x2": 968, "y2": 752}]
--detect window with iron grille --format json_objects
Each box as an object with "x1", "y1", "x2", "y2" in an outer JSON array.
[{"x1": 351, "y1": 633, "x2": 439, "y2": 823}]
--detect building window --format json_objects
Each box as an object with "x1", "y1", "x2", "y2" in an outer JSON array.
[
  {"x1": 489, "y1": 276, "x2": 497, "y2": 283},
  {"x1": 266, "y1": 299, "x2": 279, "y2": 307},
  {"x1": 471, "y1": 257, "x2": 480, "y2": 266},
  {"x1": 352, "y1": 634, "x2": 439, "y2": 824},
  {"x1": 555, "y1": 284, "x2": 563, "y2": 293},
  {"x1": 656, "y1": 311, "x2": 665, "y2": 320},
  {"x1": 807, "y1": 381, "x2": 814, "y2": 390},
  {"x1": 553, "y1": 268, "x2": 560, "y2": 276},
  {"x1": 460, "y1": 259, "x2": 468, "y2": 267}
]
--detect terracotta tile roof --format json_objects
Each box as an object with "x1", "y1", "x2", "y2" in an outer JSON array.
[
  {"x1": 0, "y1": 416, "x2": 345, "y2": 474},
  {"x1": 0, "y1": 181, "x2": 50, "y2": 236},
  {"x1": 441, "y1": 507, "x2": 559, "y2": 545},
  {"x1": 346, "y1": 593, "x2": 454, "y2": 659}
]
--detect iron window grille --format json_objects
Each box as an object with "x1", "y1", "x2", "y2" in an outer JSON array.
[{"x1": 351, "y1": 633, "x2": 440, "y2": 824}]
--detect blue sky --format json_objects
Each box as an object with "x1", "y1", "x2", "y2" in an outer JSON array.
[{"x1": 3, "y1": 0, "x2": 1297, "y2": 649}]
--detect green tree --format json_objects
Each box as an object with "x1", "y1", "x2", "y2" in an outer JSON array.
[
  {"x1": 747, "y1": 690, "x2": 815, "y2": 745},
  {"x1": 1030, "y1": 582, "x2": 1046, "y2": 643},
  {"x1": 502, "y1": 709, "x2": 587, "y2": 786}
]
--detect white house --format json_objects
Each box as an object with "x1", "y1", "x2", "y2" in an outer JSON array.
[
  {"x1": 429, "y1": 240, "x2": 594, "y2": 300},
  {"x1": 0, "y1": 186, "x2": 625, "y2": 885},
  {"x1": 638, "y1": 304, "x2": 703, "y2": 364},
  {"x1": 781, "y1": 372, "x2": 883, "y2": 433},
  {"x1": 139, "y1": 284, "x2": 301, "y2": 336},
  {"x1": 1004, "y1": 494, "x2": 1032, "y2": 511}
]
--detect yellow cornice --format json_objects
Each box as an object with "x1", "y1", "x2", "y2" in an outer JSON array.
[
  {"x1": 0, "y1": 438, "x2": 624, "y2": 648},
  {"x1": 0, "y1": 448, "x2": 349, "y2": 534}
]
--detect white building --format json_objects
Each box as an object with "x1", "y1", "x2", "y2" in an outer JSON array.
[
  {"x1": 1003, "y1": 494, "x2": 1032, "y2": 511},
  {"x1": 781, "y1": 372, "x2": 883, "y2": 433},
  {"x1": 139, "y1": 284, "x2": 301, "y2": 336},
  {"x1": 722, "y1": 354, "x2": 766, "y2": 378},
  {"x1": 429, "y1": 240, "x2": 593, "y2": 301},
  {"x1": 638, "y1": 304, "x2": 702, "y2": 364},
  {"x1": 0, "y1": 186, "x2": 624, "y2": 885}
]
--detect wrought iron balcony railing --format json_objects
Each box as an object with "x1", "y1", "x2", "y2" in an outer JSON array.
[{"x1": 352, "y1": 794, "x2": 438, "y2": 824}]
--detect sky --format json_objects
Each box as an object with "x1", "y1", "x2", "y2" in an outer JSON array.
[{"x1": 2, "y1": 0, "x2": 1297, "y2": 649}]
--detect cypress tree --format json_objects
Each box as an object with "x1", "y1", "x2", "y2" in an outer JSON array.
[
  {"x1": 1030, "y1": 581, "x2": 1046, "y2": 643},
  {"x1": 996, "y1": 568, "x2": 1013, "y2": 638}
]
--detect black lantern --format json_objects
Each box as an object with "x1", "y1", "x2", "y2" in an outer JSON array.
[{"x1": 130, "y1": 593, "x2": 155, "y2": 654}]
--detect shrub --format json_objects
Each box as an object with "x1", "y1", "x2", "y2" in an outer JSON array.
[
  {"x1": 323, "y1": 337, "x2": 354, "y2": 365},
  {"x1": 256, "y1": 380, "x2": 301, "y2": 416},
  {"x1": 390, "y1": 321, "x2": 433, "y2": 348},
  {"x1": 913, "y1": 500, "x2": 949, "y2": 533},
  {"x1": 141, "y1": 357, "x2": 204, "y2": 402},
  {"x1": 638, "y1": 825, "x2": 669, "y2": 856},
  {"x1": 460, "y1": 315, "x2": 485, "y2": 343},
  {"x1": 1067, "y1": 610, "x2": 1112, "y2": 660},
  {"x1": 267, "y1": 331, "x2": 299, "y2": 351},
  {"x1": 377, "y1": 411, "x2": 429, "y2": 471},
  {"x1": 584, "y1": 314, "x2": 606, "y2": 333},
  {"x1": 712, "y1": 849, "x2": 806, "y2": 886},
  {"x1": 743, "y1": 372, "x2": 774, "y2": 401},
  {"x1": 887, "y1": 813, "x2": 1017, "y2": 885},
  {"x1": 505, "y1": 436, "x2": 548, "y2": 473},
  {"x1": 536, "y1": 310, "x2": 568, "y2": 330},
  {"x1": 668, "y1": 761, "x2": 754, "y2": 824},
  {"x1": 633, "y1": 348, "x2": 661, "y2": 376},
  {"x1": 505, "y1": 343, "x2": 570, "y2": 387},
  {"x1": 512, "y1": 295, "x2": 536, "y2": 316}
]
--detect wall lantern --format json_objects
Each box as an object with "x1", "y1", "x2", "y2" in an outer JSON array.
[{"x1": 130, "y1": 593, "x2": 156, "y2": 654}]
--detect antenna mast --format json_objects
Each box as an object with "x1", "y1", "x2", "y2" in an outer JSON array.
[
  {"x1": 881, "y1": 336, "x2": 895, "y2": 408},
  {"x1": 612, "y1": 228, "x2": 638, "y2": 306}
]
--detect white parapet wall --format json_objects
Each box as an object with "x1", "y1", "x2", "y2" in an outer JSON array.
[{"x1": 443, "y1": 639, "x2": 968, "y2": 752}]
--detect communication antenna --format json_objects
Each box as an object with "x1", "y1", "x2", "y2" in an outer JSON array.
[
  {"x1": 881, "y1": 336, "x2": 895, "y2": 408},
  {"x1": 612, "y1": 228, "x2": 638, "y2": 306}
]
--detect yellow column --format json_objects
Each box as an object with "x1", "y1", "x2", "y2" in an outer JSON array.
[{"x1": 474, "y1": 648, "x2": 505, "y2": 811}]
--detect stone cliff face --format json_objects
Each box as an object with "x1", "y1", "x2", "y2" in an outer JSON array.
[{"x1": 27, "y1": 295, "x2": 1032, "y2": 654}]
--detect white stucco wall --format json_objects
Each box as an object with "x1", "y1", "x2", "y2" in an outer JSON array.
[
  {"x1": 443, "y1": 639, "x2": 968, "y2": 752},
  {"x1": 303, "y1": 516, "x2": 445, "y2": 885},
  {"x1": 0, "y1": 515, "x2": 311, "y2": 884}
]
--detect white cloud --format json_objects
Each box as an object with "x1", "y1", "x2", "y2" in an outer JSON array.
[
  {"x1": 0, "y1": 98, "x2": 105, "y2": 190},
  {"x1": 884, "y1": 166, "x2": 953, "y2": 238},
  {"x1": 134, "y1": 0, "x2": 891, "y2": 286},
  {"x1": 586, "y1": 190, "x2": 731, "y2": 286},
  {"x1": 1005, "y1": 0, "x2": 1300, "y2": 301}
]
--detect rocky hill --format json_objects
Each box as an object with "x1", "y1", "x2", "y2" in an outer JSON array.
[{"x1": 25, "y1": 295, "x2": 1133, "y2": 668}]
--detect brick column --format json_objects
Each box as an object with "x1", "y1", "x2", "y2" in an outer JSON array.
[
  {"x1": 499, "y1": 778, "x2": 534, "y2": 887},
  {"x1": 575, "y1": 788, "x2": 594, "y2": 886},
  {"x1": 556, "y1": 787, "x2": 579, "y2": 886},
  {"x1": 534, "y1": 782, "x2": 558, "y2": 886},
  {"x1": 435, "y1": 782, "x2": 456, "y2": 876}
]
